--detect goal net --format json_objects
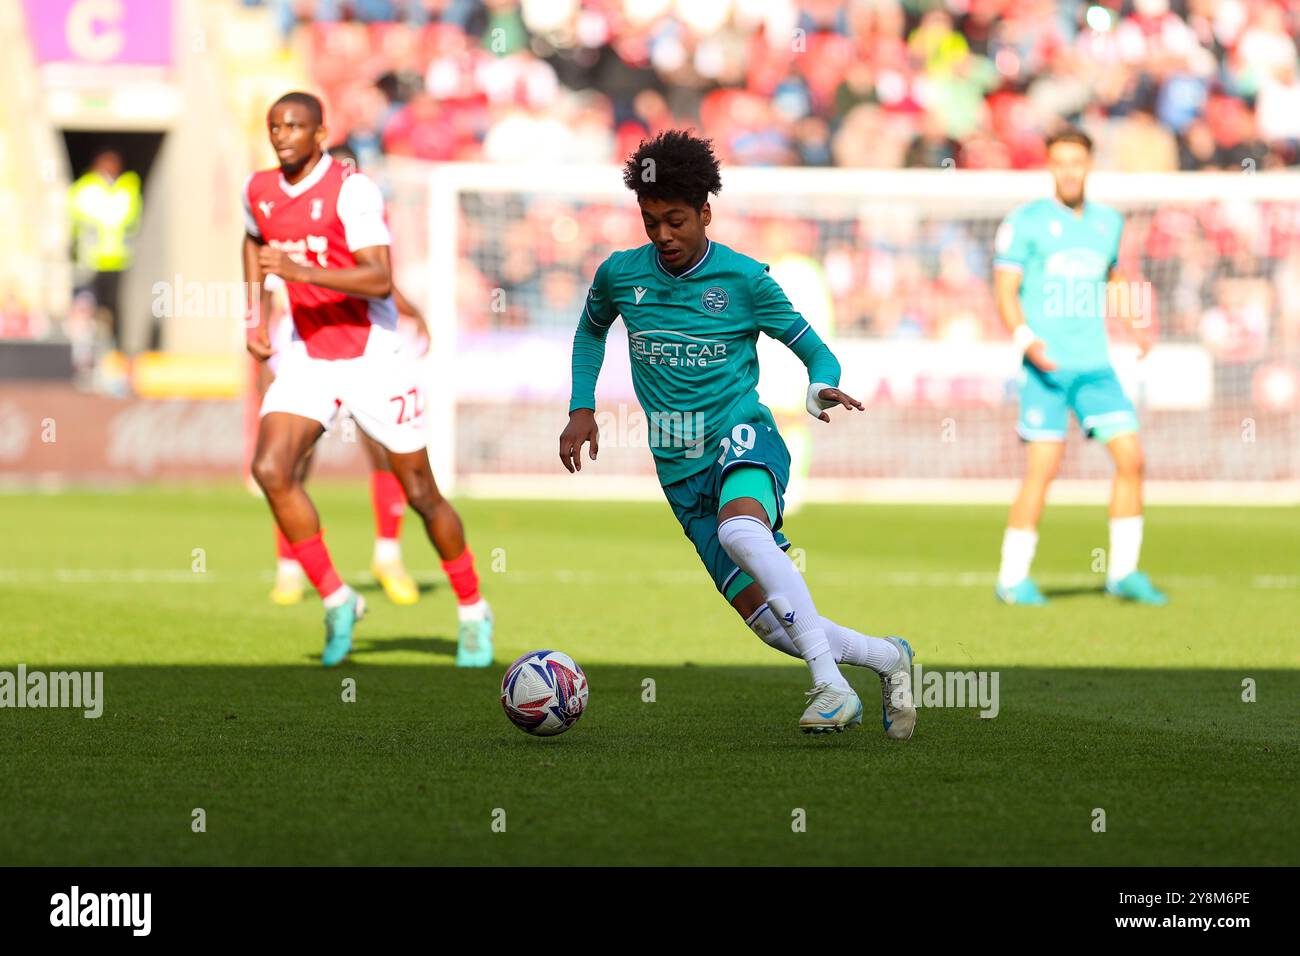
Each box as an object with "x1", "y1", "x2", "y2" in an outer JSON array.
[{"x1": 383, "y1": 160, "x2": 1300, "y2": 505}]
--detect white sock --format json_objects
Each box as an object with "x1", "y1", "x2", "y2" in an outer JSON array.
[
  {"x1": 822, "y1": 617, "x2": 901, "y2": 674},
  {"x1": 747, "y1": 606, "x2": 901, "y2": 675},
  {"x1": 458, "y1": 597, "x2": 489, "y2": 620},
  {"x1": 998, "y1": 527, "x2": 1038, "y2": 589},
  {"x1": 1107, "y1": 516, "x2": 1143, "y2": 585},
  {"x1": 276, "y1": 558, "x2": 303, "y2": 580},
  {"x1": 718, "y1": 515, "x2": 848, "y2": 690},
  {"x1": 373, "y1": 537, "x2": 401, "y2": 565},
  {"x1": 747, "y1": 603, "x2": 800, "y2": 658},
  {"x1": 322, "y1": 583, "x2": 354, "y2": 609}
]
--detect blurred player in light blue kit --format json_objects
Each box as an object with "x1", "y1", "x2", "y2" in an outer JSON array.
[{"x1": 993, "y1": 128, "x2": 1167, "y2": 606}]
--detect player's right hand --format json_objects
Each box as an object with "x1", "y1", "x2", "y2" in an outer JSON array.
[
  {"x1": 559, "y1": 409, "x2": 599, "y2": 473},
  {"x1": 246, "y1": 325, "x2": 273, "y2": 363},
  {"x1": 1025, "y1": 339, "x2": 1057, "y2": 372}
]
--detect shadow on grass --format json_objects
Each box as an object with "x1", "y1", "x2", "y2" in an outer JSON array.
[
  {"x1": 1039, "y1": 584, "x2": 1109, "y2": 600},
  {"x1": 347, "y1": 634, "x2": 458, "y2": 659},
  {"x1": 0, "y1": 663, "x2": 1294, "y2": 866},
  {"x1": 353, "y1": 579, "x2": 440, "y2": 597}
]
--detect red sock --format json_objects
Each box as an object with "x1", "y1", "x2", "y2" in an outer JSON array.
[
  {"x1": 290, "y1": 531, "x2": 344, "y2": 600},
  {"x1": 371, "y1": 470, "x2": 406, "y2": 540},
  {"x1": 441, "y1": 548, "x2": 481, "y2": 606},
  {"x1": 275, "y1": 525, "x2": 295, "y2": 561}
]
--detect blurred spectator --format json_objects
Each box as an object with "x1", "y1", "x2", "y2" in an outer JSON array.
[
  {"x1": 1178, "y1": 117, "x2": 1220, "y2": 170},
  {"x1": 68, "y1": 149, "x2": 141, "y2": 352},
  {"x1": 1113, "y1": 103, "x2": 1180, "y2": 171},
  {"x1": 1256, "y1": 63, "x2": 1300, "y2": 147},
  {"x1": 904, "y1": 110, "x2": 960, "y2": 168}
]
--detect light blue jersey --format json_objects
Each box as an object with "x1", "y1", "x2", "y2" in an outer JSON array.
[{"x1": 993, "y1": 198, "x2": 1124, "y2": 371}]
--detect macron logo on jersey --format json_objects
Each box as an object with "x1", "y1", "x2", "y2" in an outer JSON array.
[
  {"x1": 258, "y1": 200, "x2": 274, "y2": 218},
  {"x1": 633, "y1": 287, "x2": 647, "y2": 304}
]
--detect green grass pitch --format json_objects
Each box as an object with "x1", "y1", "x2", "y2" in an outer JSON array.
[{"x1": 1, "y1": 484, "x2": 1296, "y2": 865}]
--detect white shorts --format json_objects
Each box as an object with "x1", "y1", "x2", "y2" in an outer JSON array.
[{"x1": 260, "y1": 328, "x2": 429, "y2": 454}]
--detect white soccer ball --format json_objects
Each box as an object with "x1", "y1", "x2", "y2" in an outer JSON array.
[{"x1": 500, "y1": 650, "x2": 589, "y2": 737}]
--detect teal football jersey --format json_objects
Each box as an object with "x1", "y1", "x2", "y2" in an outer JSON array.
[
  {"x1": 575, "y1": 240, "x2": 828, "y2": 486},
  {"x1": 993, "y1": 198, "x2": 1124, "y2": 371}
]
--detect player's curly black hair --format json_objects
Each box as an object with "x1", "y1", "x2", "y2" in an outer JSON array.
[{"x1": 622, "y1": 129, "x2": 722, "y2": 211}]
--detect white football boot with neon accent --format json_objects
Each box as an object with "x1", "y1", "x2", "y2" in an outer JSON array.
[
  {"x1": 879, "y1": 637, "x2": 917, "y2": 740},
  {"x1": 799, "y1": 682, "x2": 864, "y2": 735}
]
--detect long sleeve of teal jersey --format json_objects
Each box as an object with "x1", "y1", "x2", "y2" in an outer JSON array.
[
  {"x1": 569, "y1": 311, "x2": 610, "y2": 413},
  {"x1": 785, "y1": 322, "x2": 840, "y2": 389},
  {"x1": 570, "y1": 257, "x2": 618, "y2": 413},
  {"x1": 751, "y1": 265, "x2": 840, "y2": 388}
]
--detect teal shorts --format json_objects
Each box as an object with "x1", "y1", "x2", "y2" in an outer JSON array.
[
  {"x1": 1018, "y1": 362, "x2": 1139, "y2": 443},
  {"x1": 661, "y1": 421, "x2": 792, "y2": 602}
]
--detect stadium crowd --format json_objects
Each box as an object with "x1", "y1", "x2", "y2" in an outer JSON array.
[
  {"x1": 260, "y1": 0, "x2": 1300, "y2": 172},
  {"x1": 235, "y1": 0, "x2": 1300, "y2": 357}
]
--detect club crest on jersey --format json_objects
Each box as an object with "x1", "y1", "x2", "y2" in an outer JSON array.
[
  {"x1": 258, "y1": 200, "x2": 275, "y2": 217},
  {"x1": 701, "y1": 287, "x2": 728, "y2": 313},
  {"x1": 310, "y1": 198, "x2": 323, "y2": 220}
]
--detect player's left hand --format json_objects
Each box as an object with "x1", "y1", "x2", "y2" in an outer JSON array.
[
  {"x1": 257, "y1": 246, "x2": 304, "y2": 283},
  {"x1": 1132, "y1": 324, "x2": 1154, "y2": 359},
  {"x1": 808, "y1": 384, "x2": 864, "y2": 422},
  {"x1": 411, "y1": 315, "x2": 431, "y2": 358}
]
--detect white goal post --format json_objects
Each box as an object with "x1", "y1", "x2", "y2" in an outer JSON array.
[{"x1": 383, "y1": 159, "x2": 1300, "y2": 505}]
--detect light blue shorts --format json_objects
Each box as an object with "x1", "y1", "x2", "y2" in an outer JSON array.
[{"x1": 1018, "y1": 362, "x2": 1138, "y2": 443}]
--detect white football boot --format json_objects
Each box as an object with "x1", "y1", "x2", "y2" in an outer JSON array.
[
  {"x1": 799, "y1": 682, "x2": 864, "y2": 734},
  {"x1": 878, "y1": 637, "x2": 917, "y2": 740}
]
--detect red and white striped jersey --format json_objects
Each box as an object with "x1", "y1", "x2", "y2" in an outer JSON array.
[{"x1": 244, "y1": 154, "x2": 397, "y2": 360}]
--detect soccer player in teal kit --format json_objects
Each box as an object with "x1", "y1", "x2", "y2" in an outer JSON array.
[
  {"x1": 993, "y1": 128, "x2": 1167, "y2": 606},
  {"x1": 558, "y1": 130, "x2": 916, "y2": 738}
]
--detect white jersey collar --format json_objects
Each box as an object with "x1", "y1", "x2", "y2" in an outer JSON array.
[{"x1": 279, "y1": 153, "x2": 332, "y2": 198}]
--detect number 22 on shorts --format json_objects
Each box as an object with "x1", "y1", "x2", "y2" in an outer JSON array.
[{"x1": 390, "y1": 387, "x2": 424, "y2": 425}]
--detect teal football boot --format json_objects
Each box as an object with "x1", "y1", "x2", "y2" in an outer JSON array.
[
  {"x1": 995, "y1": 578, "x2": 1048, "y2": 605},
  {"x1": 322, "y1": 592, "x2": 366, "y2": 667},
  {"x1": 456, "y1": 601, "x2": 494, "y2": 668},
  {"x1": 1106, "y1": 571, "x2": 1168, "y2": 606}
]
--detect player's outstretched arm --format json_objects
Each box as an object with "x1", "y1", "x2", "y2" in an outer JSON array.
[
  {"x1": 563, "y1": 257, "x2": 618, "y2": 471},
  {"x1": 257, "y1": 243, "x2": 393, "y2": 299},
  {"x1": 782, "y1": 321, "x2": 863, "y2": 422},
  {"x1": 806, "y1": 385, "x2": 864, "y2": 423},
  {"x1": 561, "y1": 315, "x2": 611, "y2": 473},
  {"x1": 563, "y1": 279, "x2": 615, "y2": 473},
  {"x1": 753, "y1": 268, "x2": 861, "y2": 422},
  {"x1": 242, "y1": 233, "x2": 273, "y2": 362}
]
